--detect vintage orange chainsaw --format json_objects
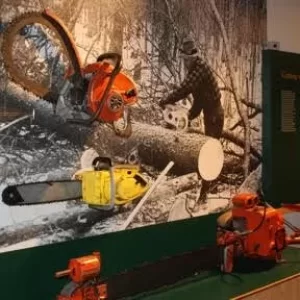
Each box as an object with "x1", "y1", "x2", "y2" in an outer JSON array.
[
  {"x1": 217, "y1": 192, "x2": 300, "y2": 273},
  {"x1": 1, "y1": 9, "x2": 137, "y2": 137},
  {"x1": 55, "y1": 252, "x2": 108, "y2": 300}
]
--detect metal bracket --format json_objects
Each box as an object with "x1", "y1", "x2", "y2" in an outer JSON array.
[{"x1": 263, "y1": 41, "x2": 280, "y2": 50}]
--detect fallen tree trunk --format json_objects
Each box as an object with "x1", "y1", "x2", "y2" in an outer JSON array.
[
  {"x1": 91, "y1": 122, "x2": 224, "y2": 180},
  {"x1": 1, "y1": 87, "x2": 225, "y2": 178},
  {"x1": 0, "y1": 172, "x2": 199, "y2": 247},
  {"x1": 0, "y1": 87, "x2": 92, "y2": 147},
  {"x1": 188, "y1": 127, "x2": 261, "y2": 161}
]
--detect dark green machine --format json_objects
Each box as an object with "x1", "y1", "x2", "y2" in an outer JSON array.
[{"x1": 1, "y1": 49, "x2": 300, "y2": 300}]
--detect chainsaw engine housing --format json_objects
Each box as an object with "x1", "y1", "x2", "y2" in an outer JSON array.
[
  {"x1": 79, "y1": 165, "x2": 149, "y2": 207},
  {"x1": 83, "y1": 62, "x2": 137, "y2": 122},
  {"x1": 231, "y1": 193, "x2": 286, "y2": 259}
]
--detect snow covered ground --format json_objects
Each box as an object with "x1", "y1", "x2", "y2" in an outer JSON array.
[{"x1": 0, "y1": 238, "x2": 40, "y2": 253}]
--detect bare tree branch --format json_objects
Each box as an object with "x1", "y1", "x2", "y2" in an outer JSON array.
[
  {"x1": 208, "y1": 0, "x2": 251, "y2": 178},
  {"x1": 241, "y1": 98, "x2": 263, "y2": 113},
  {"x1": 230, "y1": 109, "x2": 260, "y2": 131}
]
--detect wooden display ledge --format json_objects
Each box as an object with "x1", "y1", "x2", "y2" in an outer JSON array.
[
  {"x1": 232, "y1": 272, "x2": 300, "y2": 300},
  {"x1": 138, "y1": 247, "x2": 300, "y2": 300}
]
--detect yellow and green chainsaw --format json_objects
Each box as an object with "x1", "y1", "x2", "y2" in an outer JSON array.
[{"x1": 2, "y1": 157, "x2": 149, "y2": 210}]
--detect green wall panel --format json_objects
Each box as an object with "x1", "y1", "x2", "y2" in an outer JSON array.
[
  {"x1": 263, "y1": 49, "x2": 300, "y2": 206},
  {"x1": 137, "y1": 248, "x2": 300, "y2": 300},
  {"x1": 0, "y1": 213, "x2": 219, "y2": 300}
]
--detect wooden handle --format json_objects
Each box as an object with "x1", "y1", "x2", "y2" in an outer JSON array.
[{"x1": 55, "y1": 269, "x2": 71, "y2": 278}]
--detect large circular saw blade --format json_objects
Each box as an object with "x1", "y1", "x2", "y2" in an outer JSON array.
[{"x1": 1, "y1": 9, "x2": 82, "y2": 99}]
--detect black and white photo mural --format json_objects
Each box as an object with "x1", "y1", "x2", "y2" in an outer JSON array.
[{"x1": 0, "y1": 0, "x2": 266, "y2": 252}]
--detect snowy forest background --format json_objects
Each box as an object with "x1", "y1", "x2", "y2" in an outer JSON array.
[{"x1": 0, "y1": 0, "x2": 266, "y2": 253}]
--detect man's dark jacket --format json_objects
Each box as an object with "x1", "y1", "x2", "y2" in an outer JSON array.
[{"x1": 163, "y1": 56, "x2": 224, "y2": 139}]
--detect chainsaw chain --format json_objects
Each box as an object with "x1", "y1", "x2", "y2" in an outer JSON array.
[{"x1": 7, "y1": 198, "x2": 77, "y2": 206}]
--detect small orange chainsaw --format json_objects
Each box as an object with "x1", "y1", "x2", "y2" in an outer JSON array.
[
  {"x1": 55, "y1": 252, "x2": 107, "y2": 300},
  {"x1": 217, "y1": 193, "x2": 300, "y2": 273}
]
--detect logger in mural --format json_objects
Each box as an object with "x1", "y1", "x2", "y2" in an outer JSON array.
[
  {"x1": 159, "y1": 36, "x2": 225, "y2": 203},
  {"x1": 159, "y1": 36, "x2": 224, "y2": 139}
]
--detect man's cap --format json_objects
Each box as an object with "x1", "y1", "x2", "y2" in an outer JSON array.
[
  {"x1": 180, "y1": 35, "x2": 198, "y2": 56},
  {"x1": 182, "y1": 36, "x2": 195, "y2": 45}
]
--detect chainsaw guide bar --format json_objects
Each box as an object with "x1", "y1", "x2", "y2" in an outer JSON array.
[{"x1": 2, "y1": 180, "x2": 82, "y2": 206}]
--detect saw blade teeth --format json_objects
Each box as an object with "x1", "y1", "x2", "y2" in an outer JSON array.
[{"x1": 4, "y1": 197, "x2": 81, "y2": 206}]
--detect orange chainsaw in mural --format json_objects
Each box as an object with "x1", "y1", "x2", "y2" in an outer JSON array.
[
  {"x1": 217, "y1": 193, "x2": 300, "y2": 273},
  {"x1": 1, "y1": 9, "x2": 137, "y2": 137}
]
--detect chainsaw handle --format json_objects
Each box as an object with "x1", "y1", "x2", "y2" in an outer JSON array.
[
  {"x1": 68, "y1": 52, "x2": 122, "y2": 125},
  {"x1": 97, "y1": 52, "x2": 122, "y2": 73},
  {"x1": 92, "y1": 157, "x2": 112, "y2": 170},
  {"x1": 92, "y1": 156, "x2": 115, "y2": 210},
  {"x1": 55, "y1": 269, "x2": 71, "y2": 278}
]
